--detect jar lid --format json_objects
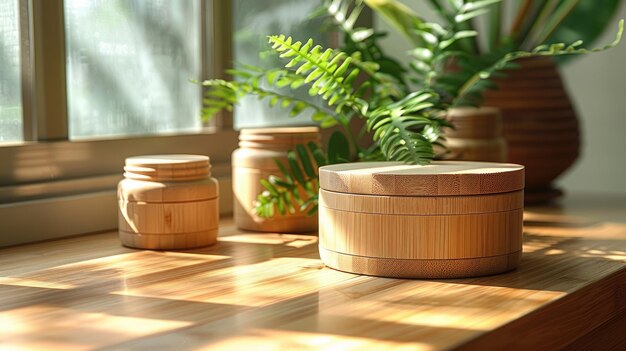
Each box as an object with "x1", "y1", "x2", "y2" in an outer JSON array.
[
  {"x1": 124, "y1": 154, "x2": 211, "y2": 181},
  {"x1": 239, "y1": 127, "x2": 320, "y2": 145},
  {"x1": 319, "y1": 161, "x2": 524, "y2": 196}
]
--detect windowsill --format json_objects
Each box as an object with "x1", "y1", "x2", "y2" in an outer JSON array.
[
  {"x1": 1, "y1": 193, "x2": 626, "y2": 349},
  {"x1": 0, "y1": 129, "x2": 237, "y2": 246}
]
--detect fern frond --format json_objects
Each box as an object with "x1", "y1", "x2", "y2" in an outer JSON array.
[
  {"x1": 201, "y1": 77, "x2": 343, "y2": 128},
  {"x1": 455, "y1": 19, "x2": 624, "y2": 105},
  {"x1": 366, "y1": 91, "x2": 444, "y2": 165},
  {"x1": 404, "y1": 0, "x2": 498, "y2": 95},
  {"x1": 254, "y1": 132, "x2": 350, "y2": 218},
  {"x1": 326, "y1": 0, "x2": 371, "y2": 42},
  {"x1": 268, "y1": 35, "x2": 370, "y2": 116},
  {"x1": 324, "y1": 0, "x2": 409, "y2": 98}
]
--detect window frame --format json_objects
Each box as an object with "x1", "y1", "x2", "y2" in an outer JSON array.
[{"x1": 0, "y1": 0, "x2": 236, "y2": 246}]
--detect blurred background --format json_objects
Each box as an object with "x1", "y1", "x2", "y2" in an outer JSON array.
[
  {"x1": 375, "y1": 1, "x2": 626, "y2": 196},
  {"x1": 2, "y1": 0, "x2": 625, "y2": 196}
]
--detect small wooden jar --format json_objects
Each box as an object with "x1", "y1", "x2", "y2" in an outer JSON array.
[
  {"x1": 118, "y1": 154, "x2": 219, "y2": 249},
  {"x1": 319, "y1": 161, "x2": 525, "y2": 278},
  {"x1": 445, "y1": 107, "x2": 507, "y2": 162},
  {"x1": 232, "y1": 127, "x2": 320, "y2": 233}
]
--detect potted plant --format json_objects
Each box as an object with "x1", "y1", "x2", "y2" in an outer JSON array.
[
  {"x1": 367, "y1": 0, "x2": 624, "y2": 202},
  {"x1": 202, "y1": 0, "x2": 623, "y2": 219}
]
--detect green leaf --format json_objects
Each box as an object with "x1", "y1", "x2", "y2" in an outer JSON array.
[
  {"x1": 548, "y1": 0, "x2": 622, "y2": 63},
  {"x1": 454, "y1": 9, "x2": 489, "y2": 23},
  {"x1": 260, "y1": 179, "x2": 278, "y2": 197},
  {"x1": 308, "y1": 141, "x2": 328, "y2": 168},
  {"x1": 287, "y1": 150, "x2": 306, "y2": 185},
  {"x1": 296, "y1": 144, "x2": 316, "y2": 178},
  {"x1": 328, "y1": 131, "x2": 351, "y2": 164}
]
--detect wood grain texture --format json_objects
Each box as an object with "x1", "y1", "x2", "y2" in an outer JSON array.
[
  {"x1": 124, "y1": 154, "x2": 211, "y2": 181},
  {"x1": 118, "y1": 199, "x2": 219, "y2": 234},
  {"x1": 319, "y1": 189, "x2": 523, "y2": 215},
  {"x1": 318, "y1": 206, "x2": 523, "y2": 260},
  {"x1": 1, "y1": 193, "x2": 626, "y2": 350},
  {"x1": 444, "y1": 107, "x2": 506, "y2": 162},
  {"x1": 445, "y1": 138, "x2": 507, "y2": 162},
  {"x1": 318, "y1": 162, "x2": 524, "y2": 278},
  {"x1": 232, "y1": 127, "x2": 320, "y2": 233},
  {"x1": 483, "y1": 57, "x2": 580, "y2": 194},
  {"x1": 118, "y1": 155, "x2": 219, "y2": 250},
  {"x1": 446, "y1": 107, "x2": 502, "y2": 139},
  {"x1": 118, "y1": 178, "x2": 219, "y2": 203},
  {"x1": 119, "y1": 229, "x2": 218, "y2": 250},
  {"x1": 319, "y1": 161, "x2": 524, "y2": 196},
  {"x1": 319, "y1": 247, "x2": 521, "y2": 279}
]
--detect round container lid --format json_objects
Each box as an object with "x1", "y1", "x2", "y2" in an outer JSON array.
[
  {"x1": 239, "y1": 127, "x2": 320, "y2": 144},
  {"x1": 124, "y1": 154, "x2": 210, "y2": 181},
  {"x1": 319, "y1": 161, "x2": 524, "y2": 196}
]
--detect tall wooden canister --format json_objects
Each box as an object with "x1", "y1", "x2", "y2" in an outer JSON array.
[
  {"x1": 445, "y1": 107, "x2": 507, "y2": 162},
  {"x1": 232, "y1": 127, "x2": 320, "y2": 233},
  {"x1": 319, "y1": 161, "x2": 525, "y2": 278},
  {"x1": 118, "y1": 154, "x2": 219, "y2": 249}
]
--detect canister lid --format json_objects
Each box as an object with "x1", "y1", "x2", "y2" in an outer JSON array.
[
  {"x1": 238, "y1": 127, "x2": 320, "y2": 146},
  {"x1": 319, "y1": 161, "x2": 524, "y2": 196},
  {"x1": 124, "y1": 154, "x2": 211, "y2": 181}
]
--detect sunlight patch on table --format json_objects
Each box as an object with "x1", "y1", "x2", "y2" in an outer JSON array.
[
  {"x1": 0, "y1": 306, "x2": 191, "y2": 351},
  {"x1": 113, "y1": 257, "x2": 351, "y2": 307},
  {"x1": 202, "y1": 328, "x2": 434, "y2": 351}
]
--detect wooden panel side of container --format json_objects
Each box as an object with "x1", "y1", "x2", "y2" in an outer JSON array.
[
  {"x1": 119, "y1": 229, "x2": 218, "y2": 250},
  {"x1": 118, "y1": 199, "x2": 219, "y2": 234},
  {"x1": 233, "y1": 167, "x2": 317, "y2": 233},
  {"x1": 320, "y1": 189, "x2": 523, "y2": 215},
  {"x1": 319, "y1": 203, "x2": 523, "y2": 260}
]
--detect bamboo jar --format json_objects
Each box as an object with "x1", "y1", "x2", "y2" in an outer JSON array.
[
  {"x1": 444, "y1": 107, "x2": 507, "y2": 162},
  {"x1": 232, "y1": 127, "x2": 320, "y2": 233},
  {"x1": 118, "y1": 154, "x2": 219, "y2": 249},
  {"x1": 318, "y1": 161, "x2": 525, "y2": 279}
]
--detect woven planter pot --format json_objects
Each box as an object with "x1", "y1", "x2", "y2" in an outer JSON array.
[{"x1": 482, "y1": 57, "x2": 580, "y2": 204}]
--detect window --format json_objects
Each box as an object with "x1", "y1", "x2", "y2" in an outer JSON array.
[
  {"x1": 0, "y1": 0, "x2": 338, "y2": 246},
  {"x1": 232, "y1": 0, "x2": 329, "y2": 129},
  {"x1": 0, "y1": 0, "x2": 22, "y2": 143},
  {"x1": 65, "y1": 0, "x2": 202, "y2": 139},
  {"x1": 0, "y1": 0, "x2": 236, "y2": 246}
]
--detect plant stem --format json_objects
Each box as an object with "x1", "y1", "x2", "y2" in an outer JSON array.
[
  {"x1": 488, "y1": 2, "x2": 503, "y2": 51},
  {"x1": 341, "y1": 117, "x2": 362, "y2": 155},
  {"x1": 535, "y1": 0, "x2": 580, "y2": 45},
  {"x1": 516, "y1": 2, "x2": 544, "y2": 47},
  {"x1": 427, "y1": 0, "x2": 453, "y2": 22},
  {"x1": 455, "y1": 20, "x2": 480, "y2": 55},
  {"x1": 510, "y1": 0, "x2": 533, "y2": 41},
  {"x1": 522, "y1": 0, "x2": 559, "y2": 49}
]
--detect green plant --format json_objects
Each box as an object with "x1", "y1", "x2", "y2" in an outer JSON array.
[
  {"x1": 202, "y1": 0, "x2": 623, "y2": 218},
  {"x1": 255, "y1": 131, "x2": 351, "y2": 217},
  {"x1": 366, "y1": 0, "x2": 624, "y2": 105}
]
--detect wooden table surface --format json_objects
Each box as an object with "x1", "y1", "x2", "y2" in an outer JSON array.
[{"x1": 1, "y1": 193, "x2": 626, "y2": 350}]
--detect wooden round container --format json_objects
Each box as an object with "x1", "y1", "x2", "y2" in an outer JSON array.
[
  {"x1": 318, "y1": 161, "x2": 525, "y2": 279},
  {"x1": 444, "y1": 107, "x2": 507, "y2": 162},
  {"x1": 118, "y1": 154, "x2": 219, "y2": 249},
  {"x1": 232, "y1": 127, "x2": 320, "y2": 233}
]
